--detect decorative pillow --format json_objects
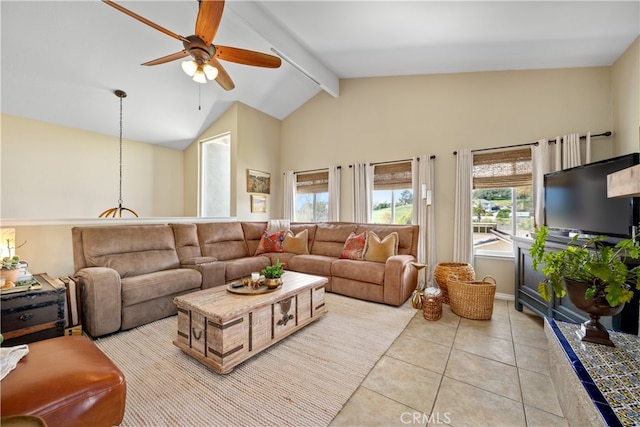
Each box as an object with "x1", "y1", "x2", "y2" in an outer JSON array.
[
  {"x1": 283, "y1": 229, "x2": 309, "y2": 255},
  {"x1": 339, "y1": 232, "x2": 367, "y2": 260},
  {"x1": 254, "y1": 230, "x2": 286, "y2": 255},
  {"x1": 363, "y1": 231, "x2": 399, "y2": 263}
]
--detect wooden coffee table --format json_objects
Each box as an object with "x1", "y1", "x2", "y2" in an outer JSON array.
[{"x1": 173, "y1": 271, "x2": 327, "y2": 374}]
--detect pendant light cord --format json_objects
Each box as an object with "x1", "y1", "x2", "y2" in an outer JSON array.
[
  {"x1": 118, "y1": 93, "x2": 123, "y2": 207},
  {"x1": 98, "y1": 89, "x2": 138, "y2": 218}
]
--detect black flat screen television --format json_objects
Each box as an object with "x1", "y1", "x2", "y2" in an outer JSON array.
[{"x1": 544, "y1": 153, "x2": 640, "y2": 240}]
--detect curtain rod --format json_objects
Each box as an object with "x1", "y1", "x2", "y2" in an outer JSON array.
[
  {"x1": 348, "y1": 155, "x2": 437, "y2": 168},
  {"x1": 453, "y1": 131, "x2": 611, "y2": 155},
  {"x1": 293, "y1": 166, "x2": 341, "y2": 175}
]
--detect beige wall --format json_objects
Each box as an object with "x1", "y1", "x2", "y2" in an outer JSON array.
[
  {"x1": 2, "y1": 103, "x2": 280, "y2": 278},
  {"x1": 1, "y1": 114, "x2": 184, "y2": 218},
  {"x1": 281, "y1": 67, "x2": 616, "y2": 296},
  {"x1": 183, "y1": 102, "x2": 281, "y2": 220},
  {"x1": 612, "y1": 36, "x2": 640, "y2": 155},
  {"x1": 236, "y1": 103, "x2": 282, "y2": 220},
  {"x1": 183, "y1": 103, "x2": 239, "y2": 217}
]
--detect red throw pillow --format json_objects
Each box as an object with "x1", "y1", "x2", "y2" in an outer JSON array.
[
  {"x1": 255, "y1": 230, "x2": 286, "y2": 255},
  {"x1": 339, "y1": 232, "x2": 367, "y2": 260}
]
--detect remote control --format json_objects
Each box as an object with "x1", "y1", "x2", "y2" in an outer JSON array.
[{"x1": 231, "y1": 282, "x2": 243, "y2": 288}]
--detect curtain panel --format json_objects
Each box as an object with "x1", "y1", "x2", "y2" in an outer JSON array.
[
  {"x1": 283, "y1": 171, "x2": 296, "y2": 221},
  {"x1": 532, "y1": 132, "x2": 591, "y2": 227},
  {"x1": 453, "y1": 148, "x2": 473, "y2": 264},
  {"x1": 328, "y1": 166, "x2": 341, "y2": 222},
  {"x1": 352, "y1": 163, "x2": 373, "y2": 223}
]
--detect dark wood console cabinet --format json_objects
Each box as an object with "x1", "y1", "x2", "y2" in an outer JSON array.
[
  {"x1": 514, "y1": 236, "x2": 639, "y2": 335},
  {"x1": 1, "y1": 273, "x2": 65, "y2": 346}
]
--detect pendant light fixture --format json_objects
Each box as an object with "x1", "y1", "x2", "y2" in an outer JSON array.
[{"x1": 99, "y1": 89, "x2": 139, "y2": 218}]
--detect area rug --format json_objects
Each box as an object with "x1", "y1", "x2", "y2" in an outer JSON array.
[{"x1": 95, "y1": 293, "x2": 415, "y2": 427}]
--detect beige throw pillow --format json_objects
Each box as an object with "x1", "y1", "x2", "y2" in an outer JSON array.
[
  {"x1": 283, "y1": 229, "x2": 309, "y2": 255},
  {"x1": 363, "y1": 231, "x2": 399, "y2": 263}
]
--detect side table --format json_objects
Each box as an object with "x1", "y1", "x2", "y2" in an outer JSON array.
[{"x1": 1, "y1": 273, "x2": 66, "y2": 346}]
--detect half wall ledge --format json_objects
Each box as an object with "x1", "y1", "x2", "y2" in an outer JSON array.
[{"x1": 545, "y1": 318, "x2": 639, "y2": 427}]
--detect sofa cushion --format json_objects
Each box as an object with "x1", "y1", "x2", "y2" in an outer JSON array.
[
  {"x1": 170, "y1": 223, "x2": 202, "y2": 261},
  {"x1": 241, "y1": 222, "x2": 268, "y2": 256},
  {"x1": 339, "y1": 232, "x2": 366, "y2": 260},
  {"x1": 197, "y1": 222, "x2": 249, "y2": 261},
  {"x1": 284, "y1": 229, "x2": 309, "y2": 255},
  {"x1": 290, "y1": 223, "x2": 318, "y2": 245},
  {"x1": 331, "y1": 259, "x2": 385, "y2": 284},
  {"x1": 121, "y1": 269, "x2": 201, "y2": 307},
  {"x1": 224, "y1": 256, "x2": 271, "y2": 282},
  {"x1": 363, "y1": 231, "x2": 399, "y2": 263},
  {"x1": 356, "y1": 224, "x2": 417, "y2": 256},
  {"x1": 311, "y1": 223, "x2": 357, "y2": 257},
  {"x1": 81, "y1": 225, "x2": 180, "y2": 278},
  {"x1": 287, "y1": 254, "x2": 334, "y2": 277},
  {"x1": 255, "y1": 230, "x2": 286, "y2": 255}
]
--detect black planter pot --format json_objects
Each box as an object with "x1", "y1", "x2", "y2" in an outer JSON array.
[{"x1": 564, "y1": 278, "x2": 625, "y2": 347}]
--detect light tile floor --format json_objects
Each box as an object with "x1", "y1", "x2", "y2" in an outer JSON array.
[{"x1": 330, "y1": 299, "x2": 568, "y2": 427}]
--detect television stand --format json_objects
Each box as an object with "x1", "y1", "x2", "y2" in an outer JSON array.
[{"x1": 514, "y1": 236, "x2": 639, "y2": 335}]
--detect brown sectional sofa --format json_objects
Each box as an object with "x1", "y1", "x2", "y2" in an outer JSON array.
[{"x1": 72, "y1": 221, "x2": 419, "y2": 338}]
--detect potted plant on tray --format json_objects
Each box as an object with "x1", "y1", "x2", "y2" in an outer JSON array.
[
  {"x1": 530, "y1": 225, "x2": 640, "y2": 346},
  {"x1": 261, "y1": 260, "x2": 285, "y2": 289},
  {"x1": 1, "y1": 255, "x2": 22, "y2": 285}
]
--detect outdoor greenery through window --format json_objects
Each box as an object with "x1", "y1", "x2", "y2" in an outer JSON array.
[
  {"x1": 295, "y1": 171, "x2": 328, "y2": 222},
  {"x1": 472, "y1": 148, "x2": 534, "y2": 255},
  {"x1": 372, "y1": 161, "x2": 413, "y2": 224}
]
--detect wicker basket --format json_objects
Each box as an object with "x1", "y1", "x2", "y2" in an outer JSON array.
[
  {"x1": 433, "y1": 262, "x2": 475, "y2": 305},
  {"x1": 422, "y1": 289, "x2": 443, "y2": 321},
  {"x1": 448, "y1": 275, "x2": 497, "y2": 320}
]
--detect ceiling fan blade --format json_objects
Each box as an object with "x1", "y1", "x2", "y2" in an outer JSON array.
[
  {"x1": 196, "y1": 0, "x2": 225, "y2": 46},
  {"x1": 102, "y1": 0, "x2": 189, "y2": 43},
  {"x1": 142, "y1": 50, "x2": 189, "y2": 66},
  {"x1": 209, "y1": 57, "x2": 235, "y2": 91},
  {"x1": 214, "y1": 45, "x2": 282, "y2": 68}
]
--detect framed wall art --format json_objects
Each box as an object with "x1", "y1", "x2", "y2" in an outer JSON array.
[
  {"x1": 251, "y1": 195, "x2": 267, "y2": 213},
  {"x1": 247, "y1": 169, "x2": 271, "y2": 194}
]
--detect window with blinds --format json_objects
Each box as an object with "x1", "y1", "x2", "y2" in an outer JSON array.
[
  {"x1": 296, "y1": 171, "x2": 328, "y2": 193},
  {"x1": 373, "y1": 162, "x2": 412, "y2": 190},
  {"x1": 295, "y1": 170, "x2": 329, "y2": 222},
  {"x1": 473, "y1": 148, "x2": 532, "y2": 189},
  {"x1": 472, "y1": 147, "x2": 534, "y2": 255},
  {"x1": 371, "y1": 161, "x2": 414, "y2": 225}
]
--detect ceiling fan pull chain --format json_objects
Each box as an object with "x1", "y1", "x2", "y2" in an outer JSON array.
[{"x1": 198, "y1": 84, "x2": 202, "y2": 111}]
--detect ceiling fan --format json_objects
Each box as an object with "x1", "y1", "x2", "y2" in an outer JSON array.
[{"x1": 103, "y1": 0, "x2": 281, "y2": 90}]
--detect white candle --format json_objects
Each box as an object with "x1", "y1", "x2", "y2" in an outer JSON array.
[{"x1": 251, "y1": 272, "x2": 260, "y2": 282}]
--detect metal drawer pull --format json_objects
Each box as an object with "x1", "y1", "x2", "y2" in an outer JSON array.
[
  {"x1": 26, "y1": 295, "x2": 37, "y2": 300},
  {"x1": 19, "y1": 313, "x2": 34, "y2": 321},
  {"x1": 192, "y1": 328, "x2": 202, "y2": 340}
]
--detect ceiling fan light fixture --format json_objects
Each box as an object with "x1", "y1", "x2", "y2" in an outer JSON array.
[
  {"x1": 192, "y1": 68, "x2": 207, "y2": 84},
  {"x1": 181, "y1": 60, "x2": 198, "y2": 77},
  {"x1": 203, "y1": 64, "x2": 218, "y2": 80}
]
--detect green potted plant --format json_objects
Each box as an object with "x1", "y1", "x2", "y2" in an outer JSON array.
[
  {"x1": 1, "y1": 255, "x2": 22, "y2": 284},
  {"x1": 530, "y1": 225, "x2": 640, "y2": 346},
  {"x1": 261, "y1": 260, "x2": 285, "y2": 289}
]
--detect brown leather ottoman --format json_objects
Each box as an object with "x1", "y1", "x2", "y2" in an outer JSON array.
[{"x1": 1, "y1": 335, "x2": 126, "y2": 427}]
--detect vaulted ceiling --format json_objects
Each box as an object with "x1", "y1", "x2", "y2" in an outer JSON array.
[{"x1": 2, "y1": 1, "x2": 638, "y2": 150}]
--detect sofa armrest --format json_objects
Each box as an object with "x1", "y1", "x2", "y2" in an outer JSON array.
[
  {"x1": 180, "y1": 257, "x2": 226, "y2": 289},
  {"x1": 383, "y1": 254, "x2": 418, "y2": 306},
  {"x1": 76, "y1": 267, "x2": 122, "y2": 338}
]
